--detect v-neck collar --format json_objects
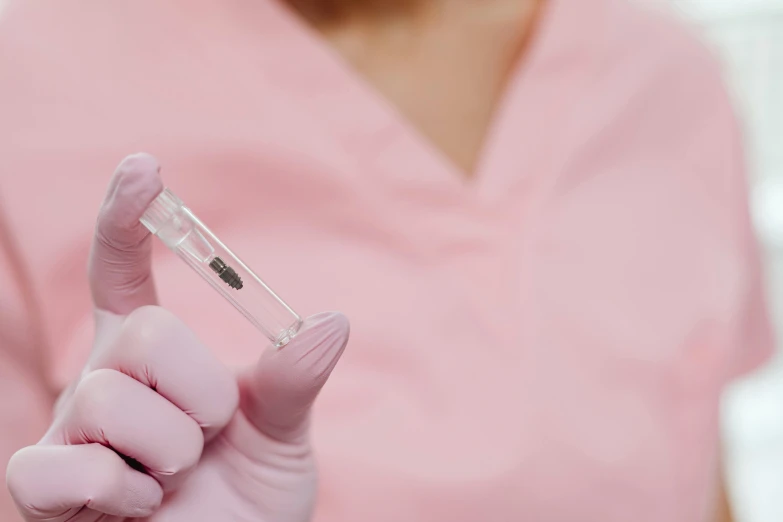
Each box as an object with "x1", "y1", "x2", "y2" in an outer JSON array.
[{"x1": 223, "y1": 0, "x2": 604, "y2": 206}]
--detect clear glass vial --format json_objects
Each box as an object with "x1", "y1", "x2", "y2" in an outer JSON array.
[{"x1": 140, "y1": 188, "x2": 302, "y2": 347}]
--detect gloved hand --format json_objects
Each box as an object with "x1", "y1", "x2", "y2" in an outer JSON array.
[{"x1": 6, "y1": 154, "x2": 349, "y2": 522}]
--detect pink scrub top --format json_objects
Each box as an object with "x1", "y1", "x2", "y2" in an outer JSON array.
[{"x1": 0, "y1": 0, "x2": 775, "y2": 520}]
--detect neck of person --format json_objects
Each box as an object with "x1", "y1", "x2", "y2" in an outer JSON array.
[{"x1": 285, "y1": 0, "x2": 543, "y2": 33}]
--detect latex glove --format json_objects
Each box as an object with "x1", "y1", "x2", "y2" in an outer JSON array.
[{"x1": 6, "y1": 154, "x2": 349, "y2": 522}]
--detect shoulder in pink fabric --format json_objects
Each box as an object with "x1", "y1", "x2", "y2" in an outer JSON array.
[{"x1": 0, "y1": 0, "x2": 774, "y2": 520}]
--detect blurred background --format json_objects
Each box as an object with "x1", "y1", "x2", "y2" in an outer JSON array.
[{"x1": 0, "y1": 0, "x2": 781, "y2": 520}]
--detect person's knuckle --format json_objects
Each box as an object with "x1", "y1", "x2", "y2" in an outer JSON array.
[
  {"x1": 6, "y1": 447, "x2": 36, "y2": 504},
  {"x1": 181, "y1": 424, "x2": 205, "y2": 471},
  {"x1": 72, "y1": 369, "x2": 124, "y2": 419},
  {"x1": 161, "y1": 419, "x2": 204, "y2": 475},
  {"x1": 123, "y1": 305, "x2": 174, "y2": 339},
  {"x1": 119, "y1": 305, "x2": 178, "y2": 355},
  {"x1": 119, "y1": 306, "x2": 211, "y2": 380}
]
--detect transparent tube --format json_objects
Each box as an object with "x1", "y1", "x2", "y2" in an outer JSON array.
[{"x1": 139, "y1": 188, "x2": 302, "y2": 347}]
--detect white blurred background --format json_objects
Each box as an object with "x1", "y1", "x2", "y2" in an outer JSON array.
[{"x1": 0, "y1": 0, "x2": 781, "y2": 520}]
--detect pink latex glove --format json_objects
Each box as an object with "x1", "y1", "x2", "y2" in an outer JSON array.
[{"x1": 6, "y1": 154, "x2": 350, "y2": 521}]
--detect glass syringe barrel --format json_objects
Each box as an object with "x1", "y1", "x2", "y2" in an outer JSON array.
[{"x1": 140, "y1": 188, "x2": 302, "y2": 347}]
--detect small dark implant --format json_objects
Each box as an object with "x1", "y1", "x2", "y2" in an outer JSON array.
[{"x1": 209, "y1": 257, "x2": 243, "y2": 290}]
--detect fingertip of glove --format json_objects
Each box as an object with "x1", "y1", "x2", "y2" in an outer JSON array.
[{"x1": 100, "y1": 153, "x2": 164, "y2": 232}]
